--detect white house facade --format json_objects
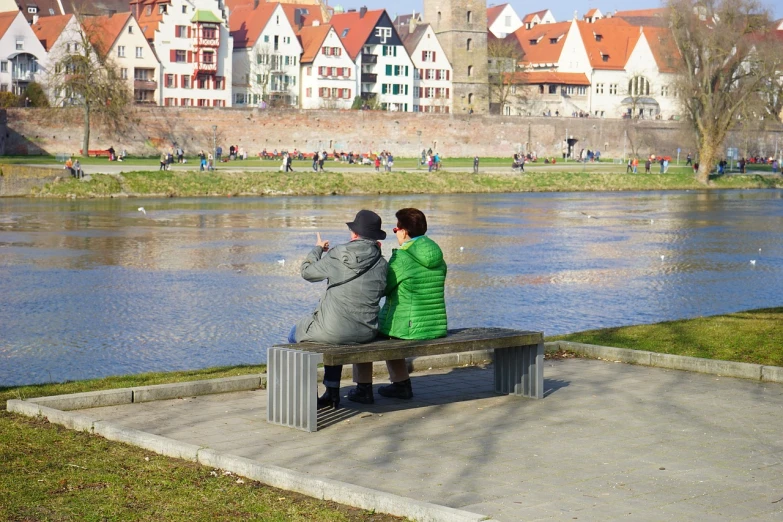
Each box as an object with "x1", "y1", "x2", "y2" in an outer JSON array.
[
  {"x1": 0, "y1": 10, "x2": 47, "y2": 95},
  {"x1": 299, "y1": 24, "x2": 355, "y2": 109},
  {"x1": 487, "y1": 3, "x2": 523, "y2": 38},
  {"x1": 132, "y1": 0, "x2": 232, "y2": 107},
  {"x1": 398, "y1": 21, "x2": 452, "y2": 113}
]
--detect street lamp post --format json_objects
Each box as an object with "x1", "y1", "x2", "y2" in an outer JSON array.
[
  {"x1": 417, "y1": 130, "x2": 422, "y2": 169},
  {"x1": 212, "y1": 125, "x2": 217, "y2": 170}
]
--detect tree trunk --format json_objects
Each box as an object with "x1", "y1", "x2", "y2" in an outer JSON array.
[
  {"x1": 697, "y1": 139, "x2": 715, "y2": 184},
  {"x1": 81, "y1": 103, "x2": 90, "y2": 158}
]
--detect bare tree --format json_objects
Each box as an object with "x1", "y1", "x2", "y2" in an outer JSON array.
[
  {"x1": 487, "y1": 35, "x2": 525, "y2": 115},
  {"x1": 667, "y1": 0, "x2": 783, "y2": 182},
  {"x1": 44, "y1": 12, "x2": 132, "y2": 157}
]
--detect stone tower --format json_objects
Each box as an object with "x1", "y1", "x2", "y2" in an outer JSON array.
[{"x1": 423, "y1": 0, "x2": 489, "y2": 114}]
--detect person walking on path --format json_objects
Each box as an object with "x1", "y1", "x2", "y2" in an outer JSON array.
[
  {"x1": 350, "y1": 208, "x2": 447, "y2": 404},
  {"x1": 632, "y1": 157, "x2": 639, "y2": 174},
  {"x1": 285, "y1": 152, "x2": 294, "y2": 172},
  {"x1": 207, "y1": 152, "x2": 214, "y2": 171},
  {"x1": 627, "y1": 158, "x2": 633, "y2": 173},
  {"x1": 686, "y1": 152, "x2": 693, "y2": 166},
  {"x1": 216, "y1": 146, "x2": 222, "y2": 162},
  {"x1": 287, "y1": 210, "x2": 388, "y2": 410},
  {"x1": 312, "y1": 151, "x2": 319, "y2": 172},
  {"x1": 645, "y1": 158, "x2": 651, "y2": 174},
  {"x1": 473, "y1": 155, "x2": 479, "y2": 173},
  {"x1": 160, "y1": 152, "x2": 167, "y2": 171}
]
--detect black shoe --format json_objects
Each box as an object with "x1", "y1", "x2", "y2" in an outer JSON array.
[
  {"x1": 347, "y1": 383, "x2": 374, "y2": 404},
  {"x1": 317, "y1": 387, "x2": 340, "y2": 410},
  {"x1": 378, "y1": 379, "x2": 413, "y2": 399}
]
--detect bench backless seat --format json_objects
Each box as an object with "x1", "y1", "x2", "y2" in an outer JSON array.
[{"x1": 267, "y1": 327, "x2": 544, "y2": 432}]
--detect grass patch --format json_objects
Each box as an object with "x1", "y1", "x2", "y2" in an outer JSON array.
[
  {"x1": 548, "y1": 307, "x2": 783, "y2": 366},
  {"x1": 0, "y1": 411, "x2": 402, "y2": 521},
  {"x1": 0, "y1": 364, "x2": 265, "y2": 411},
  {"x1": 31, "y1": 169, "x2": 783, "y2": 198}
]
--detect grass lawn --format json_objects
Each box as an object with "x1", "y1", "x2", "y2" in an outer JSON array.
[
  {"x1": 0, "y1": 364, "x2": 406, "y2": 521},
  {"x1": 548, "y1": 307, "x2": 783, "y2": 366},
  {"x1": 0, "y1": 412, "x2": 401, "y2": 522}
]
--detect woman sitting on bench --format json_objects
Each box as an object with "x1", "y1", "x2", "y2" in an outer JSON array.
[{"x1": 349, "y1": 208, "x2": 448, "y2": 404}]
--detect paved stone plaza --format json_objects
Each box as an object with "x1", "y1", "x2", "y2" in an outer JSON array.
[{"x1": 82, "y1": 358, "x2": 783, "y2": 521}]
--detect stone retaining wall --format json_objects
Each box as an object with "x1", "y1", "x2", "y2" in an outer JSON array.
[{"x1": 0, "y1": 164, "x2": 63, "y2": 197}]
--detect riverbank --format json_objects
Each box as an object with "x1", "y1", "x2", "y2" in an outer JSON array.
[
  {"x1": 28, "y1": 168, "x2": 783, "y2": 198},
  {"x1": 3, "y1": 308, "x2": 782, "y2": 520}
]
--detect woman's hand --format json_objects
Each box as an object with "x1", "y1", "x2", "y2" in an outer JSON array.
[{"x1": 316, "y1": 232, "x2": 329, "y2": 252}]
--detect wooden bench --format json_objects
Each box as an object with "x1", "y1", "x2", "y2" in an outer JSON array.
[
  {"x1": 267, "y1": 327, "x2": 544, "y2": 432},
  {"x1": 79, "y1": 149, "x2": 111, "y2": 158}
]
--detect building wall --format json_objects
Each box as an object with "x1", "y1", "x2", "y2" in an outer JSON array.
[
  {"x1": 488, "y1": 5, "x2": 523, "y2": 38},
  {"x1": 423, "y1": 0, "x2": 489, "y2": 114},
  {"x1": 109, "y1": 17, "x2": 160, "y2": 104},
  {"x1": 233, "y1": 5, "x2": 302, "y2": 108},
  {"x1": 300, "y1": 29, "x2": 355, "y2": 110},
  {"x1": 411, "y1": 24, "x2": 453, "y2": 113},
  {"x1": 0, "y1": 12, "x2": 48, "y2": 95},
  {"x1": 153, "y1": 0, "x2": 232, "y2": 107},
  {"x1": 6, "y1": 105, "x2": 734, "y2": 162}
]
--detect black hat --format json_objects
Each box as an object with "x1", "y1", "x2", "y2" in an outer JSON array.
[{"x1": 346, "y1": 210, "x2": 387, "y2": 240}]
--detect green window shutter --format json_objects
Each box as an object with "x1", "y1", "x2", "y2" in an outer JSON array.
[
  {"x1": 394, "y1": 47, "x2": 397, "y2": 57},
  {"x1": 393, "y1": 84, "x2": 399, "y2": 95},
  {"x1": 382, "y1": 84, "x2": 387, "y2": 94},
  {"x1": 385, "y1": 64, "x2": 392, "y2": 75},
  {"x1": 405, "y1": 66, "x2": 409, "y2": 76},
  {"x1": 404, "y1": 84, "x2": 408, "y2": 95},
  {"x1": 382, "y1": 46, "x2": 387, "y2": 56},
  {"x1": 256, "y1": 74, "x2": 261, "y2": 83}
]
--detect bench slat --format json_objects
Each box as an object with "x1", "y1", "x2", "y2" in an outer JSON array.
[{"x1": 271, "y1": 328, "x2": 543, "y2": 366}]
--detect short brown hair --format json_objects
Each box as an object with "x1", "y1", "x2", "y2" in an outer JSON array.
[{"x1": 396, "y1": 208, "x2": 427, "y2": 237}]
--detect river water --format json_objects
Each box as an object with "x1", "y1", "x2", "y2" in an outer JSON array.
[{"x1": 1, "y1": 190, "x2": 781, "y2": 386}]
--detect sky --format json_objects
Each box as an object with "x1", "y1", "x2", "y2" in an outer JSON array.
[{"x1": 335, "y1": 1, "x2": 783, "y2": 24}]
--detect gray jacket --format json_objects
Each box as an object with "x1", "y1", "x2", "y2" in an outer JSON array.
[{"x1": 294, "y1": 239, "x2": 388, "y2": 344}]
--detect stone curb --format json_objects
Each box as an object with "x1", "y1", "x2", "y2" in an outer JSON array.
[
  {"x1": 550, "y1": 341, "x2": 783, "y2": 383},
  {"x1": 6, "y1": 396, "x2": 496, "y2": 522}
]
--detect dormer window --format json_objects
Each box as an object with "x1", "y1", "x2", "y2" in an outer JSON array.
[
  {"x1": 28, "y1": 7, "x2": 37, "y2": 13},
  {"x1": 342, "y1": 28, "x2": 349, "y2": 37},
  {"x1": 529, "y1": 39, "x2": 537, "y2": 45},
  {"x1": 549, "y1": 38, "x2": 557, "y2": 44},
  {"x1": 601, "y1": 52, "x2": 609, "y2": 62},
  {"x1": 594, "y1": 33, "x2": 603, "y2": 42},
  {"x1": 146, "y1": 6, "x2": 151, "y2": 15},
  {"x1": 159, "y1": 5, "x2": 166, "y2": 14}
]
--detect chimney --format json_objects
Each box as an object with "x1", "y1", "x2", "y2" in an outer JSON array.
[
  {"x1": 32, "y1": 14, "x2": 39, "y2": 24},
  {"x1": 360, "y1": 6, "x2": 367, "y2": 18},
  {"x1": 409, "y1": 11, "x2": 417, "y2": 33},
  {"x1": 253, "y1": 0, "x2": 259, "y2": 8}
]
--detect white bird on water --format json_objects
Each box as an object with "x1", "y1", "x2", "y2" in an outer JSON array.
[
  {"x1": 277, "y1": 259, "x2": 285, "y2": 266},
  {"x1": 138, "y1": 207, "x2": 146, "y2": 215},
  {"x1": 459, "y1": 246, "x2": 464, "y2": 252},
  {"x1": 750, "y1": 260, "x2": 756, "y2": 265},
  {"x1": 650, "y1": 219, "x2": 654, "y2": 224},
  {"x1": 660, "y1": 255, "x2": 665, "y2": 261}
]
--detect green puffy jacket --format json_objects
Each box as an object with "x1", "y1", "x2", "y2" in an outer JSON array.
[{"x1": 378, "y1": 235, "x2": 447, "y2": 339}]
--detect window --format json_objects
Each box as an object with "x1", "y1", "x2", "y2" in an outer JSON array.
[
  {"x1": 235, "y1": 93, "x2": 246, "y2": 104},
  {"x1": 175, "y1": 50, "x2": 186, "y2": 62},
  {"x1": 175, "y1": 25, "x2": 186, "y2": 37},
  {"x1": 198, "y1": 77, "x2": 207, "y2": 89},
  {"x1": 28, "y1": 6, "x2": 37, "y2": 13},
  {"x1": 609, "y1": 84, "x2": 618, "y2": 95},
  {"x1": 16, "y1": 39, "x2": 24, "y2": 51},
  {"x1": 628, "y1": 76, "x2": 650, "y2": 96},
  {"x1": 181, "y1": 75, "x2": 190, "y2": 89},
  {"x1": 306, "y1": 87, "x2": 312, "y2": 97},
  {"x1": 159, "y1": 5, "x2": 166, "y2": 14},
  {"x1": 467, "y1": 11, "x2": 472, "y2": 23},
  {"x1": 165, "y1": 74, "x2": 175, "y2": 88},
  {"x1": 0, "y1": 83, "x2": 6, "y2": 91},
  {"x1": 66, "y1": 43, "x2": 70, "y2": 52},
  {"x1": 467, "y1": 38, "x2": 472, "y2": 51},
  {"x1": 117, "y1": 46, "x2": 125, "y2": 57},
  {"x1": 577, "y1": 86, "x2": 587, "y2": 95},
  {"x1": 264, "y1": 35, "x2": 269, "y2": 43},
  {"x1": 128, "y1": 25, "x2": 133, "y2": 34},
  {"x1": 203, "y1": 27, "x2": 216, "y2": 39},
  {"x1": 467, "y1": 65, "x2": 473, "y2": 77},
  {"x1": 182, "y1": 5, "x2": 187, "y2": 13},
  {"x1": 548, "y1": 85, "x2": 557, "y2": 94},
  {"x1": 595, "y1": 83, "x2": 604, "y2": 94},
  {"x1": 468, "y1": 93, "x2": 473, "y2": 105},
  {"x1": 0, "y1": 61, "x2": 6, "y2": 72},
  {"x1": 136, "y1": 47, "x2": 143, "y2": 58},
  {"x1": 661, "y1": 85, "x2": 669, "y2": 96}
]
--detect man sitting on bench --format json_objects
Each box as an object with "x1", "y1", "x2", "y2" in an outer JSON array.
[
  {"x1": 287, "y1": 210, "x2": 388, "y2": 409},
  {"x1": 350, "y1": 208, "x2": 448, "y2": 404}
]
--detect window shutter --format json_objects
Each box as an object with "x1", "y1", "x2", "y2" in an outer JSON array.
[
  {"x1": 187, "y1": 26, "x2": 191, "y2": 38},
  {"x1": 433, "y1": 51, "x2": 436, "y2": 61},
  {"x1": 385, "y1": 64, "x2": 392, "y2": 75},
  {"x1": 170, "y1": 49, "x2": 176, "y2": 61},
  {"x1": 446, "y1": 88, "x2": 449, "y2": 99},
  {"x1": 347, "y1": 68, "x2": 351, "y2": 77},
  {"x1": 174, "y1": 75, "x2": 178, "y2": 88},
  {"x1": 187, "y1": 51, "x2": 193, "y2": 63},
  {"x1": 337, "y1": 48, "x2": 341, "y2": 56},
  {"x1": 446, "y1": 70, "x2": 450, "y2": 80}
]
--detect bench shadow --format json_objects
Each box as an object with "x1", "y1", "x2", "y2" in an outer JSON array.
[{"x1": 317, "y1": 366, "x2": 570, "y2": 423}]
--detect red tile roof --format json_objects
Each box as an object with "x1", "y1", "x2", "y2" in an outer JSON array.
[
  {"x1": 522, "y1": 9, "x2": 549, "y2": 25},
  {"x1": 0, "y1": 10, "x2": 19, "y2": 40},
  {"x1": 511, "y1": 71, "x2": 590, "y2": 85},
  {"x1": 641, "y1": 26, "x2": 680, "y2": 73},
  {"x1": 229, "y1": 2, "x2": 278, "y2": 49},
  {"x1": 278, "y1": 2, "x2": 324, "y2": 28},
  {"x1": 31, "y1": 14, "x2": 74, "y2": 51},
  {"x1": 613, "y1": 8, "x2": 667, "y2": 18},
  {"x1": 298, "y1": 23, "x2": 331, "y2": 63},
  {"x1": 514, "y1": 21, "x2": 571, "y2": 66},
  {"x1": 328, "y1": 8, "x2": 385, "y2": 60},
  {"x1": 487, "y1": 4, "x2": 508, "y2": 26},
  {"x1": 578, "y1": 18, "x2": 640, "y2": 70},
  {"x1": 129, "y1": 0, "x2": 164, "y2": 40},
  {"x1": 82, "y1": 12, "x2": 132, "y2": 58}
]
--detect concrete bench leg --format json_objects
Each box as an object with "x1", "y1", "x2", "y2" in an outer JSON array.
[
  {"x1": 267, "y1": 347, "x2": 323, "y2": 432},
  {"x1": 494, "y1": 342, "x2": 544, "y2": 399}
]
